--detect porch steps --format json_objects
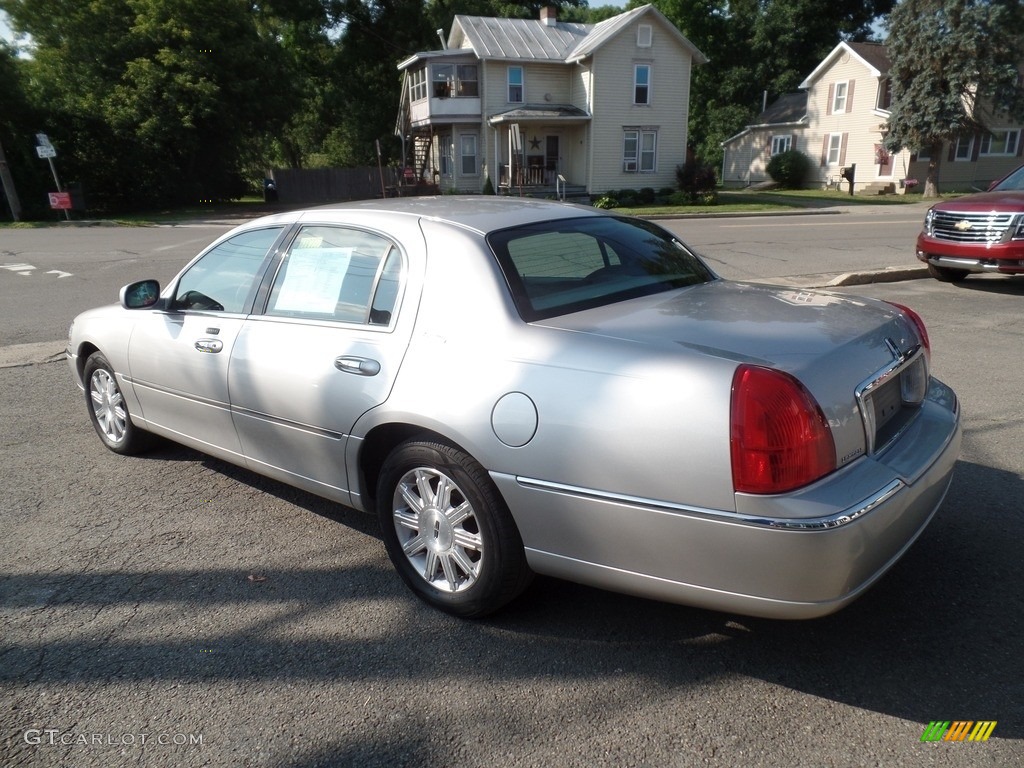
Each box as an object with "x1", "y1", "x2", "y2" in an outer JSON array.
[{"x1": 859, "y1": 181, "x2": 897, "y2": 196}]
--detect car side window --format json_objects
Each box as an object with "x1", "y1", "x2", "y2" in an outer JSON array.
[
  {"x1": 173, "y1": 227, "x2": 283, "y2": 313},
  {"x1": 267, "y1": 225, "x2": 402, "y2": 326}
]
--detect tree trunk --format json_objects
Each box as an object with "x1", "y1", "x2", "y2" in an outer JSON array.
[{"x1": 923, "y1": 142, "x2": 942, "y2": 198}]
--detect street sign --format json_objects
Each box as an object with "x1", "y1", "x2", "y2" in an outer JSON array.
[
  {"x1": 48, "y1": 191, "x2": 72, "y2": 210},
  {"x1": 36, "y1": 133, "x2": 52, "y2": 148},
  {"x1": 36, "y1": 145, "x2": 57, "y2": 159}
]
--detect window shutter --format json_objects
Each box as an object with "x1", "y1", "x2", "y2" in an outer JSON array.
[
  {"x1": 947, "y1": 142, "x2": 956, "y2": 161},
  {"x1": 826, "y1": 84, "x2": 834, "y2": 116},
  {"x1": 839, "y1": 133, "x2": 848, "y2": 166},
  {"x1": 790, "y1": 134, "x2": 796, "y2": 151},
  {"x1": 971, "y1": 133, "x2": 981, "y2": 161},
  {"x1": 846, "y1": 80, "x2": 855, "y2": 112},
  {"x1": 820, "y1": 137, "x2": 828, "y2": 166},
  {"x1": 1018, "y1": 134, "x2": 1024, "y2": 156}
]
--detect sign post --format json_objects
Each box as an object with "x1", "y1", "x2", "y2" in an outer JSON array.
[{"x1": 36, "y1": 133, "x2": 71, "y2": 221}]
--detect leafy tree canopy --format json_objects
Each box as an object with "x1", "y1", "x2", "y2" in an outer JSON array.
[{"x1": 884, "y1": 0, "x2": 1024, "y2": 195}]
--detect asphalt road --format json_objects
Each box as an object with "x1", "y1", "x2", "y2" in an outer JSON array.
[{"x1": 2, "y1": 210, "x2": 1022, "y2": 767}]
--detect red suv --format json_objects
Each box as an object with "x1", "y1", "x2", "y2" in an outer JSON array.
[{"x1": 916, "y1": 163, "x2": 1024, "y2": 282}]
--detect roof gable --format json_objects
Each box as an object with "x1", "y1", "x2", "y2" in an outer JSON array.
[{"x1": 799, "y1": 41, "x2": 888, "y2": 89}]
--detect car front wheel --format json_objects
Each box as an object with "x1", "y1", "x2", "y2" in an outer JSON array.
[
  {"x1": 83, "y1": 352, "x2": 151, "y2": 455},
  {"x1": 377, "y1": 438, "x2": 532, "y2": 617},
  {"x1": 927, "y1": 262, "x2": 969, "y2": 283}
]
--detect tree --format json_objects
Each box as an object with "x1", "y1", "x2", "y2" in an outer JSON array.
[
  {"x1": 1, "y1": 0, "x2": 292, "y2": 209},
  {"x1": 653, "y1": 0, "x2": 895, "y2": 170},
  {"x1": 884, "y1": 0, "x2": 1024, "y2": 197}
]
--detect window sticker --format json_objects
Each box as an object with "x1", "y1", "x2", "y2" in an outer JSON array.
[{"x1": 273, "y1": 247, "x2": 352, "y2": 314}]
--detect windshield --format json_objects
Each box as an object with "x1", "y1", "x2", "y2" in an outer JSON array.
[
  {"x1": 993, "y1": 164, "x2": 1024, "y2": 192},
  {"x1": 487, "y1": 216, "x2": 716, "y2": 321}
]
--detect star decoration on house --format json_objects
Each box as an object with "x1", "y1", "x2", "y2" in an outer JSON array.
[{"x1": 529, "y1": 136, "x2": 541, "y2": 150}]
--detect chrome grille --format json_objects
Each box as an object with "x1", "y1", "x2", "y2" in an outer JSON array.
[{"x1": 931, "y1": 211, "x2": 1015, "y2": 243}]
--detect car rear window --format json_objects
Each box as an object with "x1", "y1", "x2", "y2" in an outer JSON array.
[{"x1": 487, "y1": 216, "x2": 715, "y2": 321}]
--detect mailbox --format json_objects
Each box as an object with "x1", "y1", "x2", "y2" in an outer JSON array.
[{"x1": 839, "y1": 163, "x2": 856, "y2": 195}]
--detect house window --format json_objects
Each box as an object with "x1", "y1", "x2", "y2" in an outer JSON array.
[
  {"x1": 771, "y1": 135, "x2": 792, "y2": 155},
  {"x1": 460, "y1": 134, "x2": 478, "y2": 176},
  {"x1": 637, "y1": 24, "x2": 652, "y2": 47},
  {"x1": 456, "y1": 65, "x2": 478, "y2": 97},
  {"x1": 508, "y1": 66, "x2": 523, "y2": 103},
  {"x1": 953, "y1": 135, "x2": 974, "y2": 160},
  {"x1": 410, "y1": 68, "x2": 427, "y2": 102},
  {"x1": 876, "y1": 78, "x2": 892, "y2": 111},
  {"x1": 980, "y1": 129, "x2": 1020, "y2": 156},
  {"x1": 832, "y1": 81, "x2": 848, "y2": 113},
  {"x1": 432, "y1": 64, "x2": 454, "y2": 98},
  {"x1": 634, "y1": 65, "x2": 651, "y2": 105},
  {"x1": 430, "y1": 63, "x2": 477, "y2": 98},
  {"x1": 623, "y1": 128, "x2": 657, "y2": 172},
  {"x1": 827, "y1": 133, "x2": 843, "y2": 165},
  {"x1": 439, "y1": 135, "x2": 453, "y2": 177}
]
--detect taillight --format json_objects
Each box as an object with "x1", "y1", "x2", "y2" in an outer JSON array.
[
  {"x1": 886, "y1": 301, "x2": 930, "y2": 362},
  {"x1": 731, "y1": 365, "x2": 836, "y2": 494}
]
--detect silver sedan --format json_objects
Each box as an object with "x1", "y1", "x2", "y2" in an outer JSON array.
[{"x1": 67, "y1": 198, "x2": 961, "y2": 619}]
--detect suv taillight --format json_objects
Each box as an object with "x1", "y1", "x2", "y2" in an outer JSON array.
[{"x1": 731, "y1": 365, "x2": 836, "y2": 494}]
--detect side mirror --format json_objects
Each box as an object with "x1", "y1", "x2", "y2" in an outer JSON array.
[{"x1": 120, "y1": 279, "x2": 161, "y2": 309}]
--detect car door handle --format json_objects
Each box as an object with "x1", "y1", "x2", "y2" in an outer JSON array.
[
  {"x1": 334, "y1": 356, "x2": 381, "y2": 376},
  {"x1": 195, "y1": 338, "x2": 224, "y2": 353}
]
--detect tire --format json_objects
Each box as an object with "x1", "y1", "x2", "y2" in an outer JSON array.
[
  {"x1": 926, "y1": 262, "x2": 969, "y2": 283},
  {"x1": 83, "y1": 352, "x2": 152, "y2": 455},
  {"x1": 377, "y1": 438, "x2": 532, "y2": 618}
]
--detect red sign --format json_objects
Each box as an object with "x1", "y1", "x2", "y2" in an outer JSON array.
[{"x1": 48, "y1": 192, "x2": 72, "y2": 210}]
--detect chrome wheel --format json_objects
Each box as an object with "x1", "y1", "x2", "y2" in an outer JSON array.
[
  {"x1": 377, "y1": 438, "x2": 531, "y2": 617},
  {"x1": 82, "y1": 351, "x2": 151, "y2": 455},
  {"x1": 89, "y1": 367, "x2": 128, "y2": 444},
  {"x1": 392, "y1": 467, "x2": 483, "y2": 593}
]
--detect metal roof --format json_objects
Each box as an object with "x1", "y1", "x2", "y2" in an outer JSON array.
[{"x1": 450, "y1": 15, "x2": 591, "y2": 61}]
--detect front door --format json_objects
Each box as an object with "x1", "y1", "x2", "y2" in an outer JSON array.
[
  {"x1": 545, "y1": 135, "x2": 560, "y2": 183},
  {"x1": 128, "y1": 226, "x2": 284, "y2": 459}
]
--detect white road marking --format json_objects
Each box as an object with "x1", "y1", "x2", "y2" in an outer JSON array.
[
  {"x1": 46, "y1": 270, "x2": 73, "y2": 279},
  {"x1": 2, "y1": 263, "x2": 35, "y2": 275}
]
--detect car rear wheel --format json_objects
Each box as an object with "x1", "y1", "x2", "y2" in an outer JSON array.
[
  {"x1": 84, "y1": 352, "x2": 151, "y2": 455},
  {"x1": 377, "y1": 438, "x2": 531, "y2": 617},
  {"x1": 927, "y1": 262, "x2": 969, "y2": 283}
]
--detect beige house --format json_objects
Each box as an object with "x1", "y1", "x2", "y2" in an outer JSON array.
[
  {"x1": 395, "y1": 5, "x2": 706, "y2": 197},
  {"x1": 723, "y1": 41, "x2": 1024, "y2": 193}
]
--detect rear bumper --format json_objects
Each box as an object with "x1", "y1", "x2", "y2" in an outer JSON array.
[
  {"x1": 495, "y1": 379, "x2": 961, "y2": 619},
  {"x1": 916, "y1": 234, "x2": 1024, "y2": 273}
]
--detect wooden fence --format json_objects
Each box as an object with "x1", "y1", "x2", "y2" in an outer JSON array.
[{"x1": 268, "y1": 166, "x2": 442, "y2": 205}]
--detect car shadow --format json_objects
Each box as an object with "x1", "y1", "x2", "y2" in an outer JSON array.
[
  {"x1": 481, "y1": 458, "x2": 1022, "y2": 738},
  {"x1": 953, "y1": 276, "x2": 1024, "y2": 296}
]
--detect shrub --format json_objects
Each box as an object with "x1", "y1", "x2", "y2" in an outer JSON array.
[
  {"x1": 614, "y1": 188, "x2": 639, "y2": 206},
  {"x1": 593, "y1": 195, "x2": 617, "y2": 209},
  {"x1": 638, "y1": 187, "x2": 656, "y2": 204},
  {"x1": 482, "y1": 175, "x2": 495, "y2": 195},
  {"x1": 766, "y1": 150, "x2": 813, "y2": 188},
  {"x1": 675, "y1": 161, "x2": 718, "y2": 203}
]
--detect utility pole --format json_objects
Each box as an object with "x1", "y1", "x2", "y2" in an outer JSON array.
[{"x1": 0, "y1": 137, "x2": 23, "y2": 221}]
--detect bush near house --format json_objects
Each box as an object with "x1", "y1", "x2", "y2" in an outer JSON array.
[
  {"x1": 766, "y1": 150, "x2": 813, "y2": 188},
  {"x1": 675, "y1": 160, "x2": 718, "y2": 204}
]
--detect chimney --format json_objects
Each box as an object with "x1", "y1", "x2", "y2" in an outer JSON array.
[{"x1": 540, "y1": 6, "x2": 557, "y2": 26}]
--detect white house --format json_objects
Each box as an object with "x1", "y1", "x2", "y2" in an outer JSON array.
[
  {"x1": 722, "y1": 41, "x2": 1024, "y2": 193},
  {"x1": 395, "y1": 5, "x2": 707, "y2": 197}
]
